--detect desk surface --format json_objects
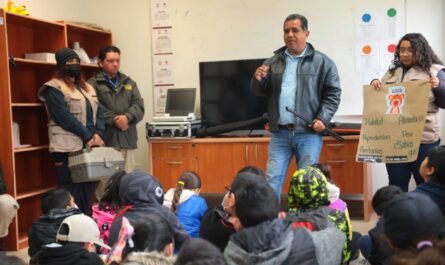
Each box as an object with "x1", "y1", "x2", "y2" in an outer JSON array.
[{"x1": 148, "y1": 134, "x2": 360, "y2": 143}]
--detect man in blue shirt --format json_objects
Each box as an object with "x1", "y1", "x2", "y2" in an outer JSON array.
[{"x1": 251, "y1": 14, "x2": 341, "y2": 198}]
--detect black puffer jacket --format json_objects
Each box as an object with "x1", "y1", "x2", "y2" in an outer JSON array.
[
  {"x1": 32, "y1": 242, "x2": 103, "y2": 265},
  {"x1": 28, "y1": 208, "x2": 81, "y2": 258},
  {"x1": 250, "y1": 43, "x2": 341, "y2": 132},
  {"x1": 200, "y1": 205, "x2": 236, "y2": 252},
  {"x1": 109, "y1": 171, "x2": 189, "y2": 248}
]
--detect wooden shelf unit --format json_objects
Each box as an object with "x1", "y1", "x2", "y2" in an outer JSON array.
[
  {"x1": 65, "y1": 22, "x2": 112, "y2": 61},
  {"x1": 148, "y1": 135, "x2": 372, "y2": 221},
  {"x1": 0, "y1": 9, "x2": 112, "y2": 250}
]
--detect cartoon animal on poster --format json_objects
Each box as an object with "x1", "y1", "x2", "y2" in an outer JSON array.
[{"x1": 386, "y1": 86, "x2": 406, "y2": 114}]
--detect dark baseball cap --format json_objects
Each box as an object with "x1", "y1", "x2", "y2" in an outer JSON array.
[{"x1": 383, "y1": 192, "x2": 445, "y2": 249}]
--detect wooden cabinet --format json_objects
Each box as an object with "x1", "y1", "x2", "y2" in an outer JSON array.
[
  {"x1": 320, "y1": 137, "x2": 372, "y2": 220},
  {"x1": 152, "y1": 143, "x2": 198, "y2": 190},
  {"x1": 150, "y1": 139, "x2": 269, "y2": 193},
  {"x1": 320, "y1": 139, "x2": 364, "y2": 194},
  {"x1": 0, "y1": 10, "x2": 112, "y2": 250},
  {"x1": 149, "y1": 135, "x2": 372, "y2": 220},
  {"x1": 194, "y1": 141, "x2": 269, "y2": 192}
]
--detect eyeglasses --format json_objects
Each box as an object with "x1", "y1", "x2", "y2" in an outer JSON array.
[
  {"x1": 399, "y1": 48, "x2": 413, "y2": 55},
  {"x1": 224, "y1": 186, "x2": 233, "y2": 194}
]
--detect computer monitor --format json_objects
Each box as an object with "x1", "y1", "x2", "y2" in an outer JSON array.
[{"x1": 165, "y1": 88, "x2": 196, "y2": 116}]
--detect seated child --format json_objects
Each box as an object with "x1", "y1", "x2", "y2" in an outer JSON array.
[
  {"x1": 390, "y1": 239, "x2": 445, "y2": 265},
  {"x1": 287, "y1": 166, "x2": 351, "y2": 265},
  {"x1": 312, "y1": 163, "x2": 361, "y2": 260},
  {"x1": 31, "y1": 214, "x2": 110, "y2": 265},
  {"x1": 108, "y1": 171, "x2": 190, "y2": 249},
  {"x1": 176, "y1": 238, "x2": 226, "y2": 265},
  {"x1": 312, "y1": 163, "x2": 348, "y2": 212},
  {"x1": 358, "y1": 185, "x2": 403, "y2": 265},
  {"x1": 92, "y1": 170, "x2": 127, "y2": 248},
  {"x1": 413, "y1": 145, "x2": 445, "y2": 215},
  {"x1": 384, "y1": 192, "x2": 445, "y2": 264},
  {"x1": 163, "y1": 171, "x2": 208, "y2": 238},
  {"x1": 28, "y1": 188, "x2": 80, "y2": 258},
  {"x1": 224, "y1": 177, "x2": 345, "y2": 265},
  {"x1": 122, "y1": 213, "x2": 176, "y2": 265},
  {"x1": 199, "y1": 171, "x2": 266, "y2": 252},
  {"x1": 237, "y1": 165, "x2": 266, "y2": 177}
]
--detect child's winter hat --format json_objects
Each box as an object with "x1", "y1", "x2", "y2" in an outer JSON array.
[{"x1": 288, "y1": 166, "x2": 330, "y2": 212}]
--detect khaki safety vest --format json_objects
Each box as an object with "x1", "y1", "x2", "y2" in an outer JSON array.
[{"x1": 38, "y1": 78, "x2": 99, "y2": 152}]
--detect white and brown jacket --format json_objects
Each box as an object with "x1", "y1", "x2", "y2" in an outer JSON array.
[
  {"x1": 38, "y1": 78, "x2": 100, "y2": 152},
  {"x1": 382, "y1": 64, "x2": 445, "y2": 143}
]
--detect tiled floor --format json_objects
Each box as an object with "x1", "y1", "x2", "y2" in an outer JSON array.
[
  {"x1": 6, "y1": 215, "x2": 377, "y2": 264},
  {"x1": 4, "y1": 248, "x2": 29, "y2": 264}
]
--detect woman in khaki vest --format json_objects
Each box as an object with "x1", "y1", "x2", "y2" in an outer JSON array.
[
  {"x1": 38, "y1": 48, "x2": 105, "y2": 215},
  {"x1": 371, "y1": 33, "x2": 445, "y2": 192}
]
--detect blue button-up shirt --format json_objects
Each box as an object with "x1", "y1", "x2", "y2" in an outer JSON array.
[
  {"x1": 278, "y1": 47, "x2": 307, "y2": 125},
  {"x1": 104, "y1": 72, "x2": 120, "y2": 90}
]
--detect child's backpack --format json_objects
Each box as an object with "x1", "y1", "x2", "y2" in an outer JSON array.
[{"x1": 92, "y1": 204, "x2": 116, "y2": 249}]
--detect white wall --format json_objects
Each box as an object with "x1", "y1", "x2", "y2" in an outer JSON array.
[
  {"x1": 371, "y1": 0, "x2": 445, "y2": 194},
  {"x1": 1, "y1": 0, "x2": 444, "y2": 193},
  {"x1": 170, "y1": 0, "x2": 406, "y2": 116}
]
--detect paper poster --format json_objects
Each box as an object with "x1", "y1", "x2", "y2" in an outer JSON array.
[
  {"x1": 152, "y1": 27, "x2": 173, "y2": 54},
  {"x1": 154, "y1": 86, "x2": 169, "y2": 113},
  {"x1": 380, "y1": 40, "x2": 398, "y2": 71},
  {"x1": 151, "y1": 0, "x2": 174, "y2": 113},
  {"x1": 383, "y1": 7, "x2": 404, "y2": 39},
  {"x1": 151, "y1": 0, "x2": 172, "y2": 28},
  {"x1": 153, "y1": 54, "x2": 174, "y2": 86},
  {"x1": 355, "y1": 7, "x2": 405, "y2": 84},
  {"x1": 356, "y1": 11, "x2": 380, "y2": 40},
  {"x1": 356, "y1": 80, "x2": 430, "y2": 163},
  {"x1": 355, "y1": 41, "x2": 379, "y2": 72}
]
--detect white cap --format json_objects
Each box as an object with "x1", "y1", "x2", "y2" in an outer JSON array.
[{"x1": 56, "y1": 214, "x2": 111, "y2": 250}]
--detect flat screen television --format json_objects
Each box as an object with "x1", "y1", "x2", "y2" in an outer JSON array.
[{"x1": 199, "y1": 58, "x2": 268, "y2": 129}]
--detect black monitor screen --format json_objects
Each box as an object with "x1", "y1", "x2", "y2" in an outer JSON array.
[
  {"x1": 165, "y1": 88, "x2": 196, "y2": 116},
  {"x1": 199, "y1": 58, "x2": 267, "y2": 128}
]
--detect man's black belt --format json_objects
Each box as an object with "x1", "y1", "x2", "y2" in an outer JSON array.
[
  {"x1": 285, "y1": 107, "x2": 344, "y2": 142},
  {"x1": 278, "y1": 124, "x2": 295, "y2": 130}
]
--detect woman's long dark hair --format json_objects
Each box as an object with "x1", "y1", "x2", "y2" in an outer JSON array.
[
  {"x1": 54, "y1": 64, "x2": 89, "y2": 92},
  {"x1": 171, "y1": 171, "x2": 202, "y2": 214},
  {"x1": 390, "y1": 33, "x2": 443, "y2": 75},
  {"x1": 99, "y1": 170, "x2": 127, "y2": 212}
]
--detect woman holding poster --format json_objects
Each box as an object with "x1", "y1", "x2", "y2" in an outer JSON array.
[{"x1": 371, "y1": 33, "x2": 445, "y2": 191}]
